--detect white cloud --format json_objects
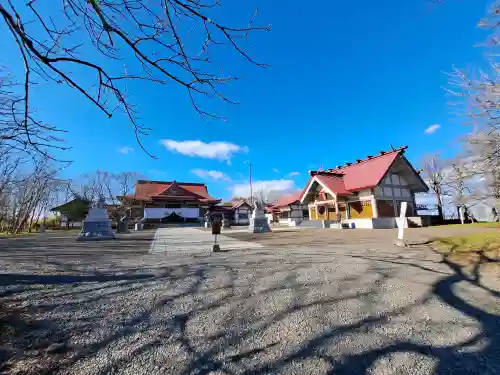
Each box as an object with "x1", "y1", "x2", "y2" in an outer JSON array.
[
  {"x1": 160, "y1": 139, "x2": 248, "y2": 163},
  {"x1": 273, "y1": 168, "x2": 279, "y2": 173},
  {"x1": 288, "y1": 171, "x2": 300, "y2": 177},
  {"x1": 424, "y1": 124, "x2": 441, "y2": 134},
  {"x1": 229, "y1": 179, "x2": 298, "y2": 201},
  {"x1": 119, "y1": 146, "x2": 134, "y2": 154},
  {"x1": 191, "y1": 169, "x2": 232, "y2": 182}
]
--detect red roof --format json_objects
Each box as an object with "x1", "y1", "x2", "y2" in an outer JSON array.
[
  {"x1": 326, "y1": 150, "x2": 400, "y2": 191},
  {"x1": 120, "y1": 180, "x2": 220, "y2": 203},
  {"x1": 315, "y1": 175, "x2": 353, "y2": 196},
  {"x1": 231, "y1": 199, "x2": 251, "y2": 209},
  {"x1": 300, "y1": 147, "x2": 427, "y2": 200},
  {"x1": 272, "y1": 193, "x2": 302, "y2": 209}
]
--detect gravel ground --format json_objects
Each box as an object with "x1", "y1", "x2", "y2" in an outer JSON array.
[{"x1": 1, "y1": 229, "x2": 500, "y2": 375}]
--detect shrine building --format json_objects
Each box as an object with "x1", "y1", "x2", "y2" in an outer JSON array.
[
  {"x1": 117, "y1": 180, "x2": 221, "y2": 223},
  {"x1": 300, "y1": 146, "x2": 429, "y2": 228}
]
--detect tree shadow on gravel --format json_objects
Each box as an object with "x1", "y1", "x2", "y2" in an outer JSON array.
[
  {"x1": 273, "y1": 246, "x2": 500, "y2": 375},
  {"x1": 323, "y1": 255, "x2": 500, "y2": 375},
  {"x1": 1, "y1": 243, "x2": 500, "y2": 375},
  {"x1": 0, "y1": 273, "x2": 156, "y2": 287}
]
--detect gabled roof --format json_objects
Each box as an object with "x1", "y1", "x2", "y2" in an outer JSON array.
[
  {"x1": 272, "y1": 193, "x2": 302, "y2": 209},
  {"x1": 325, "y1": 149, "x2": 402, "y2": 191},
  {"x1": 315, "y1": 174, "x2": 353, "y2": 196},
  {"x1": 300, "y1": 146, "x2": 428, "y2": 201},
  {"x1": 119, "y1": 180, "x2": 220, "y2": 203},
  {"x1": 231, "y1": 199, "x2": 252, "y2": 209},
  {"x1": 51, "y1": 198, "x2": 90, "y2": 213}
]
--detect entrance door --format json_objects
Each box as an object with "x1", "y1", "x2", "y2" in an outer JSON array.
[
  {"x1": 161, "y1": 212, "x2": 184, "y2": 223},
  {"x1": 338, "y1": 203, "x2": 347, "y2": 219},
  {"x1": 317, "y1": 205, "x2": 327, "y2": 220},
  {"x1": 327, "y1": 206, "x2": 337, "y2": 220}
]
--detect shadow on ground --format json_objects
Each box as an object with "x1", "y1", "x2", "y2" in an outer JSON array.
[{"x1": 1, "y1": 232, "x2": 499, "y2": 374}]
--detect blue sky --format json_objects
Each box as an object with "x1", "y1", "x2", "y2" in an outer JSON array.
[{"x1": 0, "y1": 0, "x2": 492, "y2": 200}]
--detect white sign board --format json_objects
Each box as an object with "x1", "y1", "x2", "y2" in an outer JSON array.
[
  {"x1": 397, "y1": 201, "x2": 407, "y2": 240},
  {"x1": 144, "y1": 208, "x2": 200, "y2": 219}
]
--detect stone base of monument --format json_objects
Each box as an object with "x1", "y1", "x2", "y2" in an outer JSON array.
[
  {"x1": 393, "y1": 239, "x2": 408, "y2": 248},
  {"x1": 248, "y1": 217, "x2": 272, "y2": 233},
  {"x1": 77, "y1": 206, "x2": 115, "y2": 241},
  {"x1": 116, "y1": 219, "x2": 130, "y2": 234}
]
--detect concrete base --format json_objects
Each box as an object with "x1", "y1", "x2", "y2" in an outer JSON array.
[
  {"x1": 394, "y1": 239, "x2": 408, "y2": 248},
  {"x1": 77, "y1": 234, "x2": 115, "y2": 241},
  {"x1": 116, "y1": 220, "x2": 130, "y2": 234},
  {"x1": 341, "y1": 217, "x2": 423, "y2": 229},
  {"x1": 297, "y1": 220, "x2": 327, "y2": 228},
  {"x1": 248, "y1": 217, "x2": 272, "y2": 233},
  {"x1": 77, "y1": 221, "x2": 115, "y2": 241},
  {"x1": 76, "y1": 205, "x2": 115, "y2": 241},
  {"x1": 278, "y1": 219, "x2": 303, "y2": 227}
]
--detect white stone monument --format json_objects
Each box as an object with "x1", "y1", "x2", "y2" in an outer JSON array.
[
  {"x1": 248, "y1": 200, "x2": 271, "y2": 233},
  {"x1": 76, "y1": 198, "x2": 115, "y2": 241},
  {"x1": 394, "y1": 201, "x2": 408, "y2": 248}
]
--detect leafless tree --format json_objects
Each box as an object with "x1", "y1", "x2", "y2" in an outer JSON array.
[
  {"x1": 0, "y1": 157, "x2": 62, "y2": 234},
  {"x1": 0, "y1": 67, "x2": 67, "y2": 157},
  {"x1": 0, "y1": 0, "x2": 270, "y2": 155},
  {"x1": 466, "y1": 136, "x2": 500, "y2": 218},
  {"x1": 446, "y1": 1, "x2": 500, "y2": 219},
  {"x1": 71, "y1": 170, "x2": 143, "y2": 228},
  {"x1": 115, "y1": 171, "x2": 142, "y2": 197},
  {"x1": 445, "y1": 160, "x2": 474, "y2": 223},
  {"x1": 421, "y1": 153, "x2": 448, "y2": 220}
]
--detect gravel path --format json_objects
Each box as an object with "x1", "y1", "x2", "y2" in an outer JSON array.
[{"x1": 1, "y1": 230, "x2": 500, "y2": 375}]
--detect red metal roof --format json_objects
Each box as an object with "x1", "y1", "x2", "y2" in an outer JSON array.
[
  {"x1": 299, "y1": 147, "x2": 419, "y2": 201},
  {"x1": 272, "y1": 193, "x2": 302, "y2": 209},
  {"x1": 326, "y1": 150, "x2": 401, "y2": 191},
  {"x1": 315, "y1": 175, "x2": 353, "y2": 196},
  {"x1": 121, "y1": 180, "x2": 220, "y2": 203},
  {"x1": 231, "y1": 199, "x2": 251, "y2": 209}
]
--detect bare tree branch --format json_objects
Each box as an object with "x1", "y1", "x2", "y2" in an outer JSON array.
[{"x1": 0, "y1": 0, "x2": 270, "y2": 156}]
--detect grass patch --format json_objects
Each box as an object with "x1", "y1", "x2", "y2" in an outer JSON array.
[
  {"x1": 431, "y1": 231, "x2": 500, "y2": 268},
  {"x1": 0, "y1": 229, "x2": 79, "y2": 237},
  {"x1": 432, "y1": 222, "x2": 500, "y2": 229}
]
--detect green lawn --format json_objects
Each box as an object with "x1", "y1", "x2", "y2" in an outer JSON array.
[
  {"x1": 0, "y1": 229, "x2": 79, "y2": 237},
  {"x1": 431, "y1": 231, "x2": 500, "y2": 268},
  {"x1": 432, "y1": 222, "x2": 500, "y2": 229}
]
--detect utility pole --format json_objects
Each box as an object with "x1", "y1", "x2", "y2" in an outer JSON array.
[{"x1": 249, "y1": 162, "x2": 253, "y2": 206}]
